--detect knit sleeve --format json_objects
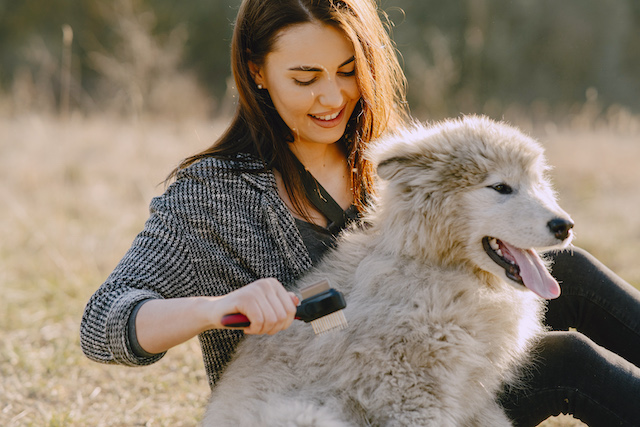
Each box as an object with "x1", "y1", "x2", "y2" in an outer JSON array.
[
  {"x1": 80, "y1": 198, "x2": 195, "y2": 367},
  {"x1": 80, "y1": 156, "x2": 310, "y2": 383}
]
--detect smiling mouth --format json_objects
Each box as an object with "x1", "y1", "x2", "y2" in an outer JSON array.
[{"x1": 309, "y1": 108, "x2": 343, "y2": 122}]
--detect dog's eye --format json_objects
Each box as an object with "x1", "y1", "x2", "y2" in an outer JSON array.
[{"x1": 489, "y1": 183, "x2": 513, "y2": 194}]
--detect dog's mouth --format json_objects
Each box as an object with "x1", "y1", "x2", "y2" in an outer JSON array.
[{"x1": 482, "y1": 237, "x2": 561, "y2": 300}]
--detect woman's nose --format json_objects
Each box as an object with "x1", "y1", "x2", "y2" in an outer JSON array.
[{"x1": 318, "y1": 79, "x2": 344, "y2": 107}]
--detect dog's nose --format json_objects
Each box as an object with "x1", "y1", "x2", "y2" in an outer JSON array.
[{"x1": 548, "y1": 218, "x2": 574, "y2": 240}]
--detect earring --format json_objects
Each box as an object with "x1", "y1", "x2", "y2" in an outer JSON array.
[{"x1": 257, "y1": 84, "x2": 263, "y2": 90}]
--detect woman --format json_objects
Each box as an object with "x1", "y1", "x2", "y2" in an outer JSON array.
[{"x1": 80, "y1": 0, "x2": 640, "y2": 425}]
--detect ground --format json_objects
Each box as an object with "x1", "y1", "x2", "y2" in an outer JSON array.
[{"x1": 3, "y1": 113, "x2": 638, "y2": 426}]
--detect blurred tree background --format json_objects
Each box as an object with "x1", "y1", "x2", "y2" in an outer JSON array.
[{"x1": 1, "y1": 0, "x2": 639, "y2": 121}]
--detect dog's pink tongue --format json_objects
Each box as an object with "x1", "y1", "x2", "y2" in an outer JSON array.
[{"x1": 502, "y1": 242, "x2": 561, "y2": 300}]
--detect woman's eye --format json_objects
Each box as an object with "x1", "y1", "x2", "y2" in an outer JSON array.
[
  {"x1": 293, "y1": 77, "x2": 317, "y2": 86},
  {"x1": 292, "y1": 68, "x2": 354, "y2": 86}
]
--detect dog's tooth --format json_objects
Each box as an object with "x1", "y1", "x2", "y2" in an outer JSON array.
[
  {"x1": 496, "y1": 249, "x2": 503, "y2": 257},
  {"x1": 490, "y1": 239, "x2": 499, "y2": 251}
]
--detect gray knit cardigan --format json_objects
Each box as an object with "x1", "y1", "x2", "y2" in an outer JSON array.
[{"x1": 79, "y1": 155, "x2": 313, "y2": 389}]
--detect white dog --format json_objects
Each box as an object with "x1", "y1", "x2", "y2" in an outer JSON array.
[{"x1": 203, "y1": 116, "x2": 574, "y2": 426}]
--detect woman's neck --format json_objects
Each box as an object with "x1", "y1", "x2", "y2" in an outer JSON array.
[
  {"x1": 288, "y1": 141, "x2": 346, "y2": 180},
  {"x1": 274, "y1": 141, "x2": 353, "y2": 226}
]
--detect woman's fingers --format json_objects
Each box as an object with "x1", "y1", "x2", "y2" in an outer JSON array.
[
  {"x1": 259, "y1": 289, "x2": 299, "y2": 335},
  {"x1": 226, "y1": 278, "x2": 298, "y2": 335}
]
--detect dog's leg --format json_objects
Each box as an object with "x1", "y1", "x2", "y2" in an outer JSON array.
[
  {"x1": 463, "y1": 400, "x2": 513, "y2": 427},
  {"x1": 259, "y1": 396, "x2": 357, "y2": 427},
  {"x1": 204, "y1": 395, "x2": 357, "y2": 427}
]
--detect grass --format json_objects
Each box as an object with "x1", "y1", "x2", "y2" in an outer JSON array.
[
  {"x1": 1, "y1": 114, "x2": 219, "y2": 426},
  {"x1": 543, "y1": 128, "x2": 640, "y2": 283},
  {"x1": 2, "y1": 112, "x2": 638, "y2": 426}
]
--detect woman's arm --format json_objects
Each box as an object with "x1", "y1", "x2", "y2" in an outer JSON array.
[
  {"x1": 81, "y1": 161, "x2": 307, "y2": 370},
  {"x1": 135, "y1": 278, "x2": 300, "y2": 355}
]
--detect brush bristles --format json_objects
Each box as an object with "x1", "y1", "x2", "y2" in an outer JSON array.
[{"x1": 310, "y1": 310, "x2": 348, "y2": 335}]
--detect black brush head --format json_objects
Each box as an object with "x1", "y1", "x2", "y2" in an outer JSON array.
[{"x1": 295, "y1": 288, "x2": 346, "y2": 323}]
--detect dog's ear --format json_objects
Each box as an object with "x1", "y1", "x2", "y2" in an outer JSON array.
[{"x1": 376, "y1": 156, "x2": 411, "y2": 181}]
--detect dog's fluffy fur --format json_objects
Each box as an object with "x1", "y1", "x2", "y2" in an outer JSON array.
[{"x1": 203, "y1": 116, "x2": 574, "y2": 426}]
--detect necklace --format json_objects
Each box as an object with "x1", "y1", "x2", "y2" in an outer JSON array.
[{"x1": 291, "y1": 154, "x2": 353, "y2": 234}]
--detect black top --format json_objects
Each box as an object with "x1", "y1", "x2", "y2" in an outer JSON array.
[{"x1": 294, "y1": 204, "x2": 360, "y2": 266}]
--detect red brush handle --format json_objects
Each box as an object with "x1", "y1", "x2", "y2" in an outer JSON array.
[
  {"x1": 220, "y1": 286, "x2": 345, "y2": 328},
  {"x1": 221, "y1": 313, "x2": 252, "y2": 328},
  {"x1": 221, "y1": 313, "x2": 303, "y2": 328}
]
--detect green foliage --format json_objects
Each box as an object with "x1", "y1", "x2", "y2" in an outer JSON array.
[
  {"x1": 387, "y1": 0, "x2": 640, "y2": 117},
  {"x1": 147, "y1": 0, "x2": 240, "y2": 99},
  {"x1": 1, "y1": 0, "x2": 639, "y2": 117},
  {"x1": 0, "y1": 0, "x2": 109, "y2": 90}
]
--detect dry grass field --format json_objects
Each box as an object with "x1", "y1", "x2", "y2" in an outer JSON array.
[{"x1": 2, "y1": 112, "x2": 639, "y2": 426}]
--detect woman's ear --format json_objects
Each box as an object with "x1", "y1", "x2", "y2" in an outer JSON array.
[{"x1": 248, "y1": 60, "x2": 266, "y2": 89}]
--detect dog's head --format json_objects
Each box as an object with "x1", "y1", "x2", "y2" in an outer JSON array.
[{"x1": 370, "y1": 115, "x2": 573, "y2": 299}]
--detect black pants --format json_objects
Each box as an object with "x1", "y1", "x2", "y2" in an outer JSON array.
[{"x1": 498, "y1": 247, "x2": 640, "y2": 426}]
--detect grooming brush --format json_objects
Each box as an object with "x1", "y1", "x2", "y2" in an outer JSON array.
[{"x1": 221, "y1": 279, "x2": 348, "y2": 335}]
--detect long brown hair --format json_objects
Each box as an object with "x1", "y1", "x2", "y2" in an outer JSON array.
[{"x1": 169, "y1": 0, "x2": 408, "y2": 216}]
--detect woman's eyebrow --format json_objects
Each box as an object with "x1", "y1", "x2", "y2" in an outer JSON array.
[
  {"x1": 288, "y1": 56, "x2": 355, "y2": 72},
  {"x1": 288, "y1": 65, "x2": 323, "y2": 72}
]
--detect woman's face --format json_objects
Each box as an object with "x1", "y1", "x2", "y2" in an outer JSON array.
[{"x1": 252, "y1": 22, "x2": 361, "y2": 149}]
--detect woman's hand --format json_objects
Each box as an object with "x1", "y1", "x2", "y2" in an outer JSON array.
[
  {"x1": 216, "y1": 278, "x2": 299, "y2": 335},
  {"x1": 134, "y1": 278, "x2": 299, "y2": 355}
]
